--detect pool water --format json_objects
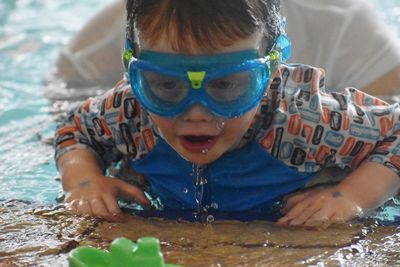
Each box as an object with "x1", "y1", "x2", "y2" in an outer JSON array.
[
  {"x1": 371, "y1": 0, "x2": 400, "y2": 35},
  {"x1": 0, "y1": 0, "x2": 115, "y2": 203},
  {"x1": 0, "y1": 0, "x2": 399, "y2": 214}
]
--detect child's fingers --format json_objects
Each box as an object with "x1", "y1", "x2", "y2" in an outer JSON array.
[
  {"x1": 90, "y1": 197, "x2": 113, "y2": 218},
  {"x1": 303, "y1": 207, "x2": 334, "y2": 229},
  {"x1": 76, "y1": 199, "x2": 92, "y2": 215},
  {"x1": 64, "y1": 192, "x2": 75, "y2": 204},
  {"x1": 319, "y1": 214, "x2": 341, "y2": 230},
  {"x1": 306, "y1": 204, "x2": 357, "y2": 229},
  {"x1": 103, "y1": 194, "x2": 122, "y2": 215},
  {"x1": 287, "y1": 203, "x2": 322, "y2": 227},
  {"x1": 116, "y1": 180, "x2": 151, "y2": 206},
  {"x1": 282, "y1": 191, "x2": 312, "y2": 214},
  {"x1": 65, "y1": 198, "x2": 78, "y2": 211},
  {"x1": 324, "y1": 214, "x2": 346, "y2": 229},
  {"x1": 277, "y1": 198, "x2": 312, "y2": 226}
]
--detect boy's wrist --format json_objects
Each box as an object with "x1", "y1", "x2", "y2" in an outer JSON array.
[
  {"x1": 335, "y1": 161, "x2": 400, "y2": 212},
  {"x1": 333, "y1": 182, "x2": 365, "y2": 212},
  {"x1": 62, "y1": 174, "x2": 101, "y2": 192},
  {"x1": 58, "y1": 149, "x2": 105, "y2": 190}
]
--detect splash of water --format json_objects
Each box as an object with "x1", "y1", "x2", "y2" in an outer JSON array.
[
  {"x1": 216, "y1": 119, "x2": 226, "y2": 132},
  {"x1": 191, "y1": 164, "x2": 209, "y2": 222},
  {"x1": 201, "y1": 148, "x2": 209, "y2": 154}
]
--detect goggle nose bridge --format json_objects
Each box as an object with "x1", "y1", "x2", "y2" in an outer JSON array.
[{"x1": 187, "y1": 71, "x2": 206, "y2": 89}]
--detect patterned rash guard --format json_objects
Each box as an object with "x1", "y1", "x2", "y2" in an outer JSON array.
[{"x1": 55, "y1": 64, "x2": 400, "y2": 221}]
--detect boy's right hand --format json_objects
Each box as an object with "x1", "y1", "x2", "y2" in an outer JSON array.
[{"x1": 64, "y1": 175, "x2": 151, "y2": 221}]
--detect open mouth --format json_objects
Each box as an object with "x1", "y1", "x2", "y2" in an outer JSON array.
[
  {"x1": 183, "y1": 135, "x2": 213, "y2": 143},
  {"x1": 179, "y1": 135, "x2": 218, "y2": 153}
]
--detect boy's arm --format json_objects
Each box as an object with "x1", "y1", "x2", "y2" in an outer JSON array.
[
  {"x1": 55, "y1": 81, "x2": 149, "y2": 219},
  {"x1": 273, "y1": 65, "x2": 400, "y2": 229},
  {"x1": 338, "y1": 161, "x2": 400, "y2": 212},
  {"x1": 57, "y1": 149, "x2": 149, "y2": 220},
  {"x1": 278, "y1": 161, "x2": 400, "y2": 229}
]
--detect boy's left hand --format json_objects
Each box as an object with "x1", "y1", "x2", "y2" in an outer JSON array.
[{"x1": 276, "y1": 186, "x2": 363, "y2": 230}]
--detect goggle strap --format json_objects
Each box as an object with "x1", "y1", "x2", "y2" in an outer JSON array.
[
  {"x1": 276, "y1": 34, "x2": 291, "y2": 62},
  {"x1": 123, "y1": 49, "x2": 134, "y2": 71},
  {"x1": 274, "y1": 16, "x2": 292, "y2": 62},
  {"x1": 123, "y1": 33, "x2": 136, "y2": 71},
  {"x1": 268, "y1": 50, "x2": 280, "y2": 74}
]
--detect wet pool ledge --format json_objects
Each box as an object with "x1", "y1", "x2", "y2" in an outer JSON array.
[{"x1": 0, "y1": 199, "x2": 399, "y2": 266}]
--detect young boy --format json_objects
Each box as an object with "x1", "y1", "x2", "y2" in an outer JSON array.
[{"x1": 55, "y1": 0, "x2": 400, "y2": 229}]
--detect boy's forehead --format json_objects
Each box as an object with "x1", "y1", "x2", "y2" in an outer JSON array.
[{"x1": 138, "y1": 31, "x2": 264, "y2": 55}]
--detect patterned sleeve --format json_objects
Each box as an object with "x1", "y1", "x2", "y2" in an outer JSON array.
[
  {"x1": 257, "y1": 64, "x2": 400, "y2": 176},
  {"x1": 54, "y1": 79, "x2": 144, "y2": 170}
]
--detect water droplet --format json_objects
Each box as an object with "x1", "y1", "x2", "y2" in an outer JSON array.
[
  {"x1": 191, "y1": 164, "x2": 209, "y2": 222},
  {"x1": 201, "y1": 148, "x2": 209, "y2": 154},
  {"x1": 210, "y1": 202, "x2": 218, "y2": 209},
  {"x1": 195, "y1": 177, "x2": 207, "y2": 186},
  {"x1": 216, "y1": 120, "x2": 226, "y2": 131},
  {"x1": 182, "y1": 188, "x2": 188, "y2": 194}
]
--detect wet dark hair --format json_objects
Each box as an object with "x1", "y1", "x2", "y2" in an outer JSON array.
[{"x1": 126, "y1": 0, "x2": 281, "y2": 54}]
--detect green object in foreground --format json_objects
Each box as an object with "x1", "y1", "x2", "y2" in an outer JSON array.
[{"x1": 69, "y1": 237, "x2": 180, "y2": 267}]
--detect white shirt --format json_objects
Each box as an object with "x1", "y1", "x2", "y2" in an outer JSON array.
[{"x1": 282, "y1": 0, "x2": 400, "y2": 90}]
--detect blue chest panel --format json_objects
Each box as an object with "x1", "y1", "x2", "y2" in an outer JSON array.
[{"x1": 132, "y1": 139, "x2": 315, "y2": 221}]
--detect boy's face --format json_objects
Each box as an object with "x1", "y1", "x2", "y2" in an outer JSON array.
[{"x1": 144, "y1": 34, "x2": 263, "y2": 165}]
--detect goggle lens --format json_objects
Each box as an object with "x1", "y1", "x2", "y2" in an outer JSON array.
[
  {"x1": 141, "y1": 70, "x2": 188, "y2": 104},
  {"x1": 130, "y1": 61, "x2": 268, "y2": 118},
  {"x1": 206, "y1": 68, "x2": 264, "y2": 103}
]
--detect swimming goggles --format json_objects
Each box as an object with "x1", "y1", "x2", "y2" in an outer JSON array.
[{"x1": 123, "y1": 35, "x2": 291, "y2": 118}]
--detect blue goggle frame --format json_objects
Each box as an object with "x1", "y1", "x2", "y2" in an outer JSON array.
[{"x1": 123, "y1": 31, "x2": 291, "y2": 118}]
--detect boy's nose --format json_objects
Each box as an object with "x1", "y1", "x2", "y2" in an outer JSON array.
[{"x1": 180, "y1": 104, "x2": 214, "y2": 122}]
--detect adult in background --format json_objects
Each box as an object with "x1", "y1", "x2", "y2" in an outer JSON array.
[{"x1": 53, "y1": 0, "x2": 400, "y2": 95}]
